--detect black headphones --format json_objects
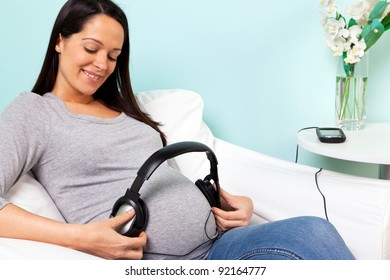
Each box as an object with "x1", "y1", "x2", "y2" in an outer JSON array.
[{"x1": 110, "y1": 141, "x2": 221, "y2": 237}]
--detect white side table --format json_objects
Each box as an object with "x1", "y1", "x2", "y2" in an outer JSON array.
[{"x1": 297, "y1": 123, "x2": 390, "y2": 179}]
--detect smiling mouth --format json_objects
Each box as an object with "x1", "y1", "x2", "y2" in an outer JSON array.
[{"x1": 82, "y1": 70, "x2": 101, "y2": 82}]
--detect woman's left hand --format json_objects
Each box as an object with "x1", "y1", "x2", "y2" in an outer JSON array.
[{"x1": 211, "y1": 188, "x2": 254, "y2": 231}]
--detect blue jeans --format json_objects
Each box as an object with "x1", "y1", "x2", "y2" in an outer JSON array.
[{"x1": 206, "y1": 216, "x2": 355, "y2": 260}]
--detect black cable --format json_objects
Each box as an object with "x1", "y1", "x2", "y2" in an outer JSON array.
[
  {"x1": 295, "y1": 145, "x2": 300, "y2": 164},
  {"x1": 295, "y1": 127, "x2": 329, "y2": 221},
  {"x1": 314, "y1": 168, "x2": 329, "y2": 221},
  {"x1": 295, "y1": 126, "x2": 319, "y2": 163},
  {"x1": 143, "y1": 210, "x2": 220, "y2": 259}
]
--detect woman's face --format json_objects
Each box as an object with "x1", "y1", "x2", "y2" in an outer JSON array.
[{"x1": 53, "y1": 14, "x2": 124, "y2": 102}]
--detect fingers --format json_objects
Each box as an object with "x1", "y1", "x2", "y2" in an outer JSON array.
[
  {"x1": 214, "y1": 214, "x2": 246, "y2": 231},
  {"x1": 220, "y1": 188, "x2": 232, "y2": 199},
  {"x1": 212, "y1": 207, "x2": 247, "y2": 224},
  {"x1": 219, "y1": 188, "x2": 241, "y2": 211},
  {"x1": 109, "y1": 208, "x2": 136, "y2": 229},
  {"x1": 115, "y1": 231, "x2": 147, "y2": 260},
  {"x1": 212, "y1": 206, "x2": 241, "y2": 221},
  {"x1": 109, "y1": 210, "x2": 147, "y2": 249},
  {"x1": 80, "y1": 211, "x2": 148, "y2": 260},
  {"x1": 99, "y1": 231, "x2": 147, "y2": 260},
  {"x1": 110, "y1": 211, "x2": 147, "y2": 249},
  {"x1": 212, "y1": 189, "x2": 254, "y2": 230},
  {"x1": 126, "y1": 247, "x2": 144, "y2": 260},
  {"x1": 212, "y1": 207, "x2": 248, "y2": 230},
  {"x1": 128, "y1": 231, "x2": 147, "y2": 249}
]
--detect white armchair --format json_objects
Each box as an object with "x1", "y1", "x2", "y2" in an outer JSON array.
[{"x1": 1, "y1": 89, "x2": 390, "y2": 260}]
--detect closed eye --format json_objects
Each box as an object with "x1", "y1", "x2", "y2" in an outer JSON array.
[
  {"x1": 84, "y1": 47, "x2": 97, "y2": 54},
  {"x1": 84, "y1": 46, "x2": 118, "y2": 62},
  {"x1": 108, "y1": 55, "x2": 117, "y2": 62}
]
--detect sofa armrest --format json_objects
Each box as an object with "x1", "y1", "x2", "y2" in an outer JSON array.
[{"x1": 214, "y1": 138, "x2": 390, "y2": 260}]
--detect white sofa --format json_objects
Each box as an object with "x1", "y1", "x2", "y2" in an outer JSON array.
[{"x1": 1, "y1": 89, "x2": 390, "y2": 260}]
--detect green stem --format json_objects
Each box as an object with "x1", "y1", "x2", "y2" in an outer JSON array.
[
  {"x1": 339, "y1": 77, "x2": 350, "y2": 119},
  {"x1": 339, "y1": 64, "x2": 355, "y2": 120}
]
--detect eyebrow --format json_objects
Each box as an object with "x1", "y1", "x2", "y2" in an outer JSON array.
[{"x1": 82, "y1": 38, "x2": 122, "y2": 52}]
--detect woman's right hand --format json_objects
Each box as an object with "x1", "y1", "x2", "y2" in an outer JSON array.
[{"x1": 71, "y1": 209, "x2": 147, "y2": 259}]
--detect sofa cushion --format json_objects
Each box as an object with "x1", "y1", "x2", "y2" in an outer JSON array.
[
  {"x1": 5, "y1": 173, "x2": 65, "y2": 222},
  {"x1": 136, "y1": 89, "x2": 215, "y2": 182}
]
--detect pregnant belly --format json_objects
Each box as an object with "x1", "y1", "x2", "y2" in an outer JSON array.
[{"x1": 139, "y1": 166, "x2": 218, "y2": 259}]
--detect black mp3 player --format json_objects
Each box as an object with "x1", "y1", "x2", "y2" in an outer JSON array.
[{"x1": 316, "y1": 127, "x2": 346, "y2": 143}]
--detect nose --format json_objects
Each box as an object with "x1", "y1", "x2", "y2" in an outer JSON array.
[{"x1": 94, "y1": 52, "x2": 108, "y2": 72}]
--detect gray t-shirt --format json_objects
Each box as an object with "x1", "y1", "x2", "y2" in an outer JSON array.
[{"x1": 0, "y1": 92, "x2": 218, "y2": 259}]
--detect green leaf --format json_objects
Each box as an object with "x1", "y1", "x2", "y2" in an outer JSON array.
[
  {"x1": 381, "y1": 12, "x2": 390, "y2": 30},
  {"x1": 369, "y1": 1, "x2": 390, "y2": 21},
  {"x1": 348, "y1": 18, "x2": 357, "y2": 28},
  {"x1": 361, "y1": 18, "x2": 385, "y2": 50}
]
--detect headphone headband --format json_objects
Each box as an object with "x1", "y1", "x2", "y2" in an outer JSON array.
[
  {"x1": 111, "y1": 141, "x2": 221, "y2": 237},
  {"x1": 130, "y1": 141, "x2": 219, "y2": 194}
]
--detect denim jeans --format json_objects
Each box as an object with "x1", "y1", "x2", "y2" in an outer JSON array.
[{"x1": 206, "y1": 216, "x2": 355, "y2": 260}]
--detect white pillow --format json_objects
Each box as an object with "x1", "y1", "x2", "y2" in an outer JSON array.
[
  {"x1": 136, "y1": 89, "x2": 215, "y2": 182},
  {"x1": 5, "y1": 173, "x2": 65, "y2": 222}
]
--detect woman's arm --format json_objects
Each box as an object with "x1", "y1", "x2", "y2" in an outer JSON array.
[
  {"x1": 0, "y1": 203, "x2": 147, "y2": 259},
  {"x1": 212, "y1": 188, "x2": 254, "y2": 231}
]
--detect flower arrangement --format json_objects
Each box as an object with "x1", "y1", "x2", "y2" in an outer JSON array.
[
  {"x1": 320, "y1": 1, "x2": 390, "y2": 130},
  {"x1": 320, "y1": 0, "x2": 390, "y2": 76}
]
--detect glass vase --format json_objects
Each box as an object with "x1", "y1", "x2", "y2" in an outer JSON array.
[{"x1": 335, "y1": 54, "x2": 368, "y2": 130}]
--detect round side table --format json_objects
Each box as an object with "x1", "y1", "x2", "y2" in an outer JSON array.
[{"x1": 297, "y1": 123, "x2": 390, "y2": 179}]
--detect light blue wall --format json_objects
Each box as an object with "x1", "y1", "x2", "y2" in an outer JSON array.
[{"x1": 1, "y1": 0, "x2": 389, "y2": 177}]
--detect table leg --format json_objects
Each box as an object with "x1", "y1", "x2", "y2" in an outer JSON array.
[{"x1": 379, "y1": 164, "x2": 390, "y2": 180}]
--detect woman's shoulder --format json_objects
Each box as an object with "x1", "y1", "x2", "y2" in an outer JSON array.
[
  {"x1": 1, "y1": 92, "x2": 50, "y2": 125},
  {"x1": 4, "y1": 92, "x2": 47, "y2": 113},
  {"x1": 13, "y1": 91, "x2": 46, "y2": 106}
]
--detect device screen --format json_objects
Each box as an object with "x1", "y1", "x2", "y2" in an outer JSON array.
[{"x1": 319, "y1": 129, "x2": 343, "y2": 137}]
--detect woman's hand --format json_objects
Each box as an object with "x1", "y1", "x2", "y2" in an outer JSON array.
[
  {"x1": 0, "y1": 204, "x2": 146, "y2": 260},
  {"x1": 71, "y1": 209, "x2": 147, "y2": 259},
  {"x1": 212, "y1": 188, "x2": 254, "y2": 231}
]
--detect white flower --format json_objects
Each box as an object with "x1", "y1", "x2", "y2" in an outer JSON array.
[
  {"x1": 326, "y1": 17, "x2": 349, "y2": 39},
  {"x1": 344, "y1": 39, "x2": 367, "y2": 63},
  {"x1": 348, "y1": 25, "x2": 363, "y2": 44},
  {"x1": 344, "y1": 0, "x2": 373, "y2": 25},
  {"x1": 320, "y1": 0, "x2": 337, "y2": 14},
  {"x1": 326, "y1": 35, "x2": 348, "y2": 56},
  {"x1": 320, "y1": 0, "x2": 390, "y2": 66}
]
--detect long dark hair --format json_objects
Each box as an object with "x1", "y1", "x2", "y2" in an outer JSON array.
[{"x1": 32, "y1": 0, "x2": 166, "y2": 145}]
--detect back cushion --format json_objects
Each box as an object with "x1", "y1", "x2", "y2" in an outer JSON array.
[{"x1": 136, "y1": 89, "x2": 215, "y2": 182}]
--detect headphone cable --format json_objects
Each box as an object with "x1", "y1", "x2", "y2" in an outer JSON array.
[
  {"x1": 315, "y1": 168, "x2": 329, "y2": 221},
  {"x1": 143, "y1": 210, "x2": 220, "y2": 259},
  {"x1": 295, "y1": 126, "x2": 319, "y2": 163},
  {"x1": 295, "y1": 127, "x2": 329, "y2": 221}
]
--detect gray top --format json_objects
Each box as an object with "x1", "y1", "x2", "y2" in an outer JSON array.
[{"x1": 0, "y1": 92, "x2": 217, "y2": 259}]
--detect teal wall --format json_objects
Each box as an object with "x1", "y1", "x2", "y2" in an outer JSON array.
[{"x1": 1, "y1": 0, "x2": 389, "y2": 178}]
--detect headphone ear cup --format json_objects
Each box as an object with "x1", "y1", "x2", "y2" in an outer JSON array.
[
  {"x1": 135, "y1": 198, "x2": 148, "y2": 232},
  {"x1": 111, "y1": 195, "x2": 148, "y2": 237},
  {"x1": 195, "y1": 179, "x2": 220, "y2": 208},
  {"x1": 126, "y1": 198, "x2": 148, "y2": 237}
]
